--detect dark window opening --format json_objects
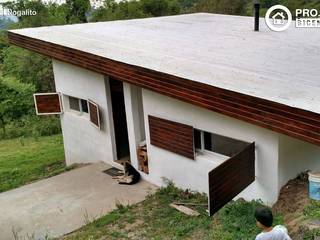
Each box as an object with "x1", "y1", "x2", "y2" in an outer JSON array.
[
  {"x1": 194, "y1": 129, "x2": 201, "y2": 150},
  {"x1": 81, "y1": 99, "x2": 88, "y2": 113},
  {"x1": 194, "y1": 129, "x2": 249, "y2": 157}
]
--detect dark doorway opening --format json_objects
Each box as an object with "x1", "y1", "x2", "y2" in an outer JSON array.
[{"x1": 109, "y1": 78, "x2": 130, "y2": 160}]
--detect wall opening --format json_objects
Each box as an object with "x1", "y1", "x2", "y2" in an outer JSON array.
[{"x1": 109, "y1": 78, "x2": 130, "y2": 160}]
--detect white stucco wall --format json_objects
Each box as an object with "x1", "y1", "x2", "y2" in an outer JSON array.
[
  {"x1": 123, "y1": 83, "x2": 145, "y2": 171},
  {"x1": 53, "y1": 60, "x2": 116, "y2": 166},
  {"x1": 278, "y1": 135, "x2": 320, "y2": 188},
  {"x1": 141, "y1": 89, "x2": 280, "y2": 204}
]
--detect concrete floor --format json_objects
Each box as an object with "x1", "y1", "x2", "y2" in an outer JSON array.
[{"x1": 0, "y1": 162, "x2": 157, "y2": 240}]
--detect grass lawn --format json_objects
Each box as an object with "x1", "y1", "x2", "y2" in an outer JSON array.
[
  {"x1": 0, "y1": 134, "x2": 70, "y2": 192},
  {"x1": 60, "y1": 179, "x2": 320, "y2": 240},
  {"x1": 60, "y1": 183, "x2": 283, "y2": 240}
]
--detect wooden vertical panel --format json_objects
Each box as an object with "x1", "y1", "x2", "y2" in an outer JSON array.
[
  {"x1": 33, "y1": 93, "x2": 63, "y2": 115},
  {"x1": 148, "y1": 115, "x2": 194, "y2": 159},
  {"x1": 208, "y1": 142, "x2": 255, "y2": 215},
  {"x1": 88, "y1": 100, "x2": 101, "y2": 129}
]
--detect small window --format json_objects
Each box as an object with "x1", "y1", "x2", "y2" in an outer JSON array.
[
  {"x1": 194, "y1": 129, "x2": 249, "y2": 157},
  {"x1": 68, "y1": 96, "x2": 88, "y2": 114},
  {"x1": 80, "y1": 99, "x2": 88, "y2": 113},
  {"x1": 69, "y1": 96, "x2": 80, "y2": 111}
]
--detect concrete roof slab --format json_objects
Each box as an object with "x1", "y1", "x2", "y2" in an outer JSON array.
[{"x1": 9, "y1": 13, "x2": 320, "y2": 114}]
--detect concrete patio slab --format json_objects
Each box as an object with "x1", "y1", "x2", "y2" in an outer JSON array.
[{"x1": 0, "y1": 162, "x2": 157, "y2": 240}]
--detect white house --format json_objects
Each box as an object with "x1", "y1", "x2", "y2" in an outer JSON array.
[{"x1": 8, "y1": 13, "x2": 320, "y2": 215}]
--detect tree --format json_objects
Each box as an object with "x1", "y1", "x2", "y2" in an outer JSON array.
[
  {"x1": 140, "y1": 0, "x2": 181, "y2": 17},
  {"x1": 2, "y1": 46, "x2": 55, "y2": 92},
  {"x1": 90, "y1": 0, "x2": 181, "y2": 22},
  {"x1": 190, "y1": 0, "x2": 250, "y2": 16},
  {"x1": 66, "y1": 0, "x2": 91, "y2": 23},
  {"x1": 0, "y1": 77, "x2": 35, "y2": 136},
  {"x1": 1, "y1": 1, "x2": 68, "y2": 92},
  {"x1": 90, "y1": 0, "x2": 149, "y2": 22}
]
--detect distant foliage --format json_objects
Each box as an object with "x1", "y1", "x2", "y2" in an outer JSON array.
[
  {"x1": 140, "y1": 0, "x2": 181, "y2": 17},
  {"x1": 188, "y1": 0, "x2": 320, "y2": 17},
  {"x1": 2, "y1": 46, "x2": 54, "y2": 92},
  {"x1": 1, "y1": 0, "x2": 69, "y2": 93},
  {"x1": 0, "y1": 115, "x2": 61, "y2": 140},
  {"x1": 90, "y1": 0, "x2": 181, "y2": 22},
  {"x1": 66, "y1": 0, "x2": 91, "y2": 23},
  {"x1": 0, "y1": 77, "x2": 35, "y2": 137},
  {"x1": 190, "y1": 0, "x2": 251, "y2": 16},
  {"x1": 90, "y1": 0, "x2": 148, "y2": 21}
]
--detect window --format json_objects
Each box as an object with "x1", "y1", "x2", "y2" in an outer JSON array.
[
  {"x1": 68, "y1": 96, "x2": 88, "y2": 114},
  {"x1": 80, "y1": 99, "x2": 88, "y2": 113},
  {"x1": 194, "y1": 129, "x2": 249, "y2": 157},
  {"x1": 69, "y1": 96, "x2": 80, "y2": 111}
]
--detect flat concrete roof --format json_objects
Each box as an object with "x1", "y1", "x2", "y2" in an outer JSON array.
[{"x1": 10, "y1": 13, "x2": 320, "y2": 114}]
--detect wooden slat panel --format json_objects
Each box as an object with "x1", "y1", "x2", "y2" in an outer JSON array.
[
  {"x1": 9, "y1": 32, "x2": 320, "y2": 146},
  {"x1": 148, "y1": 115, "x2": 194, "y2": 159},
  {"x1": 33, "y1": 93, "x2": 62, "y2": 115},
  {"x1": 88, "y1": 100, "x2": 100, "y2": 129},
  {"x1": 208, "y1": 142, "x2": 255, "y2": 216}
]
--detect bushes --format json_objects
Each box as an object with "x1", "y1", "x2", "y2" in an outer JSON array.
[
  {"x1": 0, "y1": 115, "x2": 61, "y2": 140},
  {"x1": 0, "y1": 76, "x2": 61, "y2": 140}
]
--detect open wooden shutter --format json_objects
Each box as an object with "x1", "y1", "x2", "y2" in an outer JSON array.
[
  {"x1": 33, "y1": 93, "x2": 63, "y2": 115},
  {"x1": 88, "y1": 100, "x2": 101, "y2": 129},
  {"x1": 148, "y1": 115, "x2": 194, "y2": 159},
  {"x1": 208, "y1": 142, "x2": 255, "y2": 215}
]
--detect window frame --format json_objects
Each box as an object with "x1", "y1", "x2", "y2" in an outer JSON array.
[
  {"x1": 194, "y1": 129, "x2": 210, "y2": 155},
  {"x1": 67, "y1": 95, "x2": 89, "y2": 116},
  {"x1": 194, "y1": 129, "x2": 248, "y2": 157}
]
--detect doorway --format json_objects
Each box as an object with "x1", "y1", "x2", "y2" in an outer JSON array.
[{"x1": 109, "y1": 78, "x2": 130, "y2": 161}]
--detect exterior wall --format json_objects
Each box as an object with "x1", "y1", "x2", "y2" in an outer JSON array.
[
  {"x1": 53, "y1": 60, "x2": 116, "y2": 166},
  {"x1": 123, "y1": 83, "x2": 145, "y2": 171},
  {"x1": 141, "y1": 89, "x2": 280, "y2": 205},
  {"x1": 278, "y1": 135, "x2": 320, "y2": 188}
]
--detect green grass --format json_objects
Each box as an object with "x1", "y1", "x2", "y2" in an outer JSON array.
[
  {"x1": 304, "y1": 200, "x2": 320, "y2": 220},
  {"x1": 61, "y1": 183, "x2": 283, "y2": 240},
  {"x1": 303, "y1": 200, "x2": 320, "y2": 240},
  {"x1": 0, "y1": 134, "x2": 70, "y2": 192}
]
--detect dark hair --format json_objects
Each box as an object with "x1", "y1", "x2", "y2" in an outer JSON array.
[{"x1": 254, "y1": 207, "x2": 273, "y2": 227}]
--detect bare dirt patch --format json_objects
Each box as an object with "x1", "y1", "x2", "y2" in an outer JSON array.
[{"x1": 273, "y1": 173, "x2": 316, "y2": 240}]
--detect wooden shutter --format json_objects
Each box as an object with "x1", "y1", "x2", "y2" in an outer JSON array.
[
  {"x1": 208, "y1": 142, "x2": 255, "y2": 216},
  {"x1": 33, "y1": 93, "x2": 63, "y2": 115},
  {"x1": 148, "y1": 115, "x2": 194, "y2": 159},
  {"x1": 88, "y1": 100, "x2": 101, "y2": 129}
]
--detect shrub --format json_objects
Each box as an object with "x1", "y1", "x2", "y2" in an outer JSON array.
[{"x1": 0, "y1": 115, "x2": 61, "y2": 140}]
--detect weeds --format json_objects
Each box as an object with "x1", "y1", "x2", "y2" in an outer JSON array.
[
  {"x1": 61, "y1": 183, "x2": 273, "y2": 240},
  {"x1": 304, "y1": 200, "x2": 320, "y2": 220}
]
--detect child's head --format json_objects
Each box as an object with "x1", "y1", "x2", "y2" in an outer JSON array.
[{"x1": 254, "y1": 207, "x2": 273, "y2": 229}]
